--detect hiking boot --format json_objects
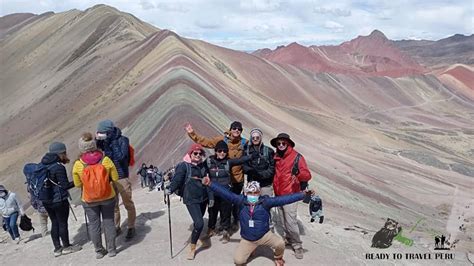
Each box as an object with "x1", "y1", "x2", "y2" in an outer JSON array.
[
  {"x1": 125, "y1": 228, "x2": 135, "y2": 240},
  {"x1": 221, "y1": 231, "x2": 230, "y2": 244},
  {"x1": 108, "y1": 250, "x2": 117, "y2": 257},
  {"x1": 53, "y1": 247, "x2": 63, "y2": 257},
  {"x1": 231, "y1": 222, "x2": 239, "y2": 232},
  {"x1": 96, "y1": 250, "x2": 107, "y2": 259},
  {"x1": 275, "y1": 258, "x2": 285, "y2": 266},
  {"x1": 15, "y1": 237, "x2": 21, "y2": 244},
  {"x1": 62, "y1": 244, "x2": 82, "y2": 255},
  {"x1": 294, "y1": 248, "x2": 304, "y2": 259},
  {"x1": 116, "y1": 227, "x2": 122, "y2": 236},
  {"x1": 199, "y1": 238, "x2": 211, "y2": 248},
  {"x1": 187, "y1": 244, "x2": 196, "y2": 260},
  {"x1": 206, "y1": 228, "x2": 215, "y2": 238}
]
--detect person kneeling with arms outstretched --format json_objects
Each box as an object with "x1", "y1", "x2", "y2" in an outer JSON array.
[{"x1": 202, "y1": 176, "x2": 314, "y2": 266}]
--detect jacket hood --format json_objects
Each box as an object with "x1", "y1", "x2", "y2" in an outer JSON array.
[
  {"x1": 80, "y1": 151, "x2": 103, "y2": 165},
  {"x1": 41, "y1": 152, "x2": 60, "y2": 165},
  {"x1": 110, "y1": 127, "x2": 122, "y2": 140}
]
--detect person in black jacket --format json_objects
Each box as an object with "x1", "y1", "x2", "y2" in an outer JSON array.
[
  {"x1": 136, "y1": 163, "x2": 148, "y2": 188},
  {"x1": 41, "y1": 142, "x2": 81, "y2": 257},
  {"x1": 243, "y1": 128, "x2": 275, "y2": 196},
  {"x1": 167, "y1": 143, "x2": 213, "y2": 260},
  {"x1": 205, "y1": 140, "x2": 256, "y2": 243}
]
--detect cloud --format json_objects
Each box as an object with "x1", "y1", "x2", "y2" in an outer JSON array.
[
  {"x1": 156, "y1": 2, "x2": 189, "y2": 12},
  {"x1": 314, "y1": 7, "x2": 351, "y2": 17},
  {"x1": 195, "y1": 17, "x2": 223, "y2": 29},
  {"x1": 139, "y1": 0, "x2": 155, "y2": 10},
  {"x1": 324, "y1": 21, "x2": 344, "y2": 32},
  {"x1": 239, "y1": 0, "x2": 282, "y2": 12}
]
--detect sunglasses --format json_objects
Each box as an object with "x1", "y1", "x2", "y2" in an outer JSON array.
[
  {"x1": 216, "y1": 150, "x2": 227, "y2": 153},
  {"x1": 277, "y1": 141, "x2": 287, "y2": 146},
  {"x1": 231, "y1": 127, "x2": 242, "y2": 131},
  {"x1": 252, "y1": 136, "x2": 261, "y2": 140},
  {"x1": 192, "y1": 152, "x2": 203, "y2": 156}
]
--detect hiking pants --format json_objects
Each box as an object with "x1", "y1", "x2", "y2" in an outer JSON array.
[
  {"x1": 4, "y1": 211, "x2": 20, "y2": 240},
  {"x1": 147, "y1": 175, "x2": 155, "y2": 190},
  {"x1": 44, "y1": 200, "x2": 70, "y2": 249},
  {"x1": 84, "y1": 198, "x2": 116, "y2": 253},
  {"x1": 278, "y1": 201, "x2": 302, "y2": 250},
  {"x1": 231, "y1": 182, "x2": 244, "y2": 224},
  {"x1": 260, "y1": 185, "x2": 275, "y2": 228},
  {"x1": 208, "y1": 195, "x2": 231, "y2": 231},
  {"x1": 234, "y1": 231, "x2": 285, "y2": 265},
  {"x1": 114, "y1": 178, "x2": 136, "y2": 229},
  {"x1": 38, "y1": 211, "x2": 49, "y2": 236},
  {"x1": 186, "y1": 202, "x2": 207, "y2": 244},
  {"x1": 140, "y1": 175, "x2": 147, "y2": 188}
]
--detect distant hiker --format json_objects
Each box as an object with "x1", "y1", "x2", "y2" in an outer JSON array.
[
  {"x1": 185, "y1": 121, "x2": 247, "y2": 230},
  {"x1": 441, "y1": 235, "x2": 446, "y2": 248},
  {"x1": 40, "y1": 142, "x2": 82, "y2": 256},
  {"x1": 243, "y1": 128, "x2": 275, "y2": 229},
  {"x1": 206, "y1": 140, "x2": 254, "y2": 243},
  {"x1": 309, "y1": 195, "x2": 324, "y2": 224},
  {"x1": 166, "y1": 143, "x2": 213, "y2": 260},
  {"x1": 96, "y1": 119, "x2": 136, "y2": 239},
  {"x1": 137, "y1": 163, "x2": 148, "y2": 188},
  {"x1": 73, "y1": 132, "x2": 119, "y2": 259},
  {"x1": 147, "y1": 165, "x2": 156, "y2": 191},
  {"x1": 202, "y1": 177, "x2": 314, "y2": 266},
  {"x1": 435, "y1": 236, "x2": 440, "y2": 248},
  {"x1": 271, "y1": 133, "x2": 312, "y2": 259},
  {"x1": 23, "y1": 166, "x2": 50, "y2": 237},
  {"x1": 154, "y1": 167, "x2": 163, "y2": 191},
  {"x1": 0, "y1": 185, "x2": 25, "y2": 244}
]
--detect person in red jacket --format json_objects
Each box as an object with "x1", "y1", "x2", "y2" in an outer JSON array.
[{"x1": 271, "y1": 133, "x2": 311, "y2": 259}]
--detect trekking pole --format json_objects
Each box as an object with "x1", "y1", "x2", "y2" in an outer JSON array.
[
  {"x1": 69, "y1": 205, "x2": 78, "y2": 221},
  {"x1": 167, "y1": 193, "x2": 173, "y2": 258},
  {"x1": 84, "y1": 212, "x2": 90, "y2": 241}
]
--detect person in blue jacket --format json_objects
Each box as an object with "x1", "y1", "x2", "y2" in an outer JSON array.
[{"x1": 202, "y1": 176, "x2": 314, "y2": 266}]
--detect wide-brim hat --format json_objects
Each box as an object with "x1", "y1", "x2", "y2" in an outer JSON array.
[{"x1": 270, "y1": 133, "x2": 295, "y2": 148}]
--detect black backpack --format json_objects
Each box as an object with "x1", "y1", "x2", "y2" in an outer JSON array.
[
  {"x1": 292, "y1": 153, "x2": 301, "y2": 176},
  {"x1": 19, "y1": 214, "x2": 34, "y2": 232},
  {"x1": 175, "y1": 163, "x2": 192, "y2": 197}
]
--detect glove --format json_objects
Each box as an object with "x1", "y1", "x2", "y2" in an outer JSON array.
[
  {"x1": 310, "y1": 218, "x2": 315, "y2": 223},
  {"x1": 300, "y1": 181, "x2": 308, "y2": 191},
  {"x1": 208, "y1": 200, "x2": 215, "y2": 208}
]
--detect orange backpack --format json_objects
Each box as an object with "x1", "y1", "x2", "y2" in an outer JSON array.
[
  {"x1": 128, "y1": 145, "x2": 135, "y2": 167},
  {"x1": 81, "y1": 159, "x2": 112, "y2": 203}
]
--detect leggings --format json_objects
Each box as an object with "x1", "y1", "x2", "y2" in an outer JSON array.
[
  {"x1": 185, "y1": 202, "x2": 207, "y2": 244},
  {"x1": 44, "y1": 200, "x2": 70, "y2": 250}
]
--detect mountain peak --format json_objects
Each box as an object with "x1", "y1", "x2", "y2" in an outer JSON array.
[{"x1": 368, "y1": 29, "x2": 387, "y2": 40}]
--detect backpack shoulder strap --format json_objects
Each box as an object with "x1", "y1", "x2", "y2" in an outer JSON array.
[
  {"x1": 246, "y1": 144, "x2": 250, "y2": 156},
  {"x1": 206, "y1": 157, "x2": 212, "y2": 169},
  {"x1": 241, "y1": 138, "x2": 247, "y2": 149},
  {"x1": 223, "y1": 135, "x2": 229, "y2": 144},
  {"x1": 225, "y1": 161, "x2": 230, "y2": 173},
  {"x1": 263, "y1": 146, "x2": 269, "y2": 158},
  {"x1": 292, "y1": 153, "x2": 301, "y2": 176}
]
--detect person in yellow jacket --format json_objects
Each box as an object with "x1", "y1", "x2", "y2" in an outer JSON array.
[
  {"x1": 185, "y1": 121, "x2": 247, "y2": 230},
  {"x1": 72, "y1": 132, "x2": 119, "y2": 259}
]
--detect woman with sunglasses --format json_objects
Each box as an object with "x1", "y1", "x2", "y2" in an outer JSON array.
[
  {"x1": 270, "y1": 133, "x2": 312, "y2": 260},
  {"x1": 167, "y1": 143, "x2": 213, "y2": 260},
  {"x1": 205, "y1": 140, "x2": 258, "y2": 243}
]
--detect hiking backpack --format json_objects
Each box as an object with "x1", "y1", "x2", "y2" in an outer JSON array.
[
  {"x1": 223, "y1": 135, "x2": 247, "y2": 150},
  {"x1": 206, "y1": 157, "x2": 230, "y2": 175},
  {"x1": 23, "y1": 163, "x2": 56, "y2": 202},
  {"x1": 245, "y1": 145, "x2": 269, "y2": 161},
  {"x1": 291, "y1": 153, "x2": 302, "y2": 176},
  {"x1": 81, "y1": 159, "x2": 112, "y2": 203},
  {"x1": 128, "y1": 145, "x2": 136, "y2": 167}
]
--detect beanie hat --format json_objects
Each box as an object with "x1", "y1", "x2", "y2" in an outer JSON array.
[
  {"x1": 78, "y1": 133, "x2": 97, "y2": 153},
  {"x1": 244, "y1": 181, "x2": 261, "y2": 193},
  {"x1": 97, "y1": 119, "x2": 115, "y2": 133},
  {"x1": 214, "y1": 140, "x2": 229, "y2": 152},
  {"x1": 230, "y1": 121, "x2": 243, "y2": 131},
  {"x1": 49, "y1": 142, "x2": 67, "y2": 154},
  {"x1": 187, "y1": 143, "x2": 206, "y2": 156},
  {"x1": 250, "y1": 128, "x2": 263, "y2": 138}
]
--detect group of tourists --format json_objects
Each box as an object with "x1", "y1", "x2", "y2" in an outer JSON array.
[
  {"x1": 1, "y1": 119, "x2": 316, "y2": 265},
  {"x1": 136, "y1": 163, "x2": 163, "y2": 191},
  {"x1": 1, "y1": 120, "x2": 136, "y2": 259},
  {"x1": 166, "y1": 121, "x2": 314, "y2": 265}
]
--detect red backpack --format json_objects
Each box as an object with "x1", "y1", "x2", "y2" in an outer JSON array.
[{"x1": 129, "y1": 145, "x2": 135, "y2": 167}]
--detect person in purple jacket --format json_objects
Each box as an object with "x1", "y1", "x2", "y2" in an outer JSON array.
[{"x1": 202, "y1": 176, "x2": 314, "y2": 266}]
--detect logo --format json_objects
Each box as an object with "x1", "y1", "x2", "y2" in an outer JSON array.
[{"x1": 434, "y1": 235, "x2": 450, "y2": 250}]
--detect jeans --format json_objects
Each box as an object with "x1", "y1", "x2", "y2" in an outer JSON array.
[
  {"x1": 231, "y1": 182, "x2": 244, "y2": 224},
  {"x1": 44, "y1": 200, "x2": 71, "y2": 250},
  {"x1": 84, "y1": 198, "x2": 116, "y2": 253},
  {"x1": 208, "y1": 196, "x2": 231, "y2": 231},
  {"x1": 4, "y1": 212, "x2": 20, "y2": 240},
  {"x1": 186, "y1": 202, "x2": 207, "y2": 244}
]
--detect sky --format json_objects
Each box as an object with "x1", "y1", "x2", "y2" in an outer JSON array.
[{"x1": 1, "y1": 0, "x2": 472, "y2": 51}]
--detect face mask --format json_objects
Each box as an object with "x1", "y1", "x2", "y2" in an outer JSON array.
[
  {"x1": 96, "y1": 132, "x2": 107, "y2": 140},
  {"x1": 247, "y1": 195, "x2": 259, "y2": 204}
]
